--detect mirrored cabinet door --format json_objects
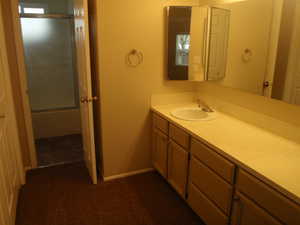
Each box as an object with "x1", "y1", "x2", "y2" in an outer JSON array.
[{"x1": 166, "y1": 6, "x2": 230, "y2": 82}]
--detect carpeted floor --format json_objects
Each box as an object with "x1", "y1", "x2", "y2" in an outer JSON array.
[
  {"x1": 36, "y1": 134, "x2": 84, "y2": 167},
  {"x1": 16, "y1": 163, "x2": 205, "y2": 225}
]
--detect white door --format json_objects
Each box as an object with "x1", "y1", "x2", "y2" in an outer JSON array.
[
  {"x1": 0, "y1": 5, "x2": 24, "y2": 225},
  {"x1": 74, "y1": 0, "x2": 98, "y2": 184}
]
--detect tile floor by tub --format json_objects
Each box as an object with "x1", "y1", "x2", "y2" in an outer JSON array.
[{"x1": 35, "y1": 134, "x2": 84, "y2": 167}]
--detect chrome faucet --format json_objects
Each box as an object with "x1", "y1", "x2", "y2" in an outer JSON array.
[{"x1": 197, "y1": 99, "x2": 214, "y2": 113}]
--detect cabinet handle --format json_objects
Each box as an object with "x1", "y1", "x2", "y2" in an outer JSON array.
[{"x1": 234, "y1": 195, "x2": 243, "y2": 225}]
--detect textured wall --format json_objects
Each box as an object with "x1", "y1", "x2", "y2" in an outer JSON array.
[{"x1": 93, "y1": 0, "x2": 199, "y2": 177}]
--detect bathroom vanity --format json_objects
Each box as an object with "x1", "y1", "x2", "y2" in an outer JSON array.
[{"x1": 151, "y1": 106, "x2": 300, "y2": 225}]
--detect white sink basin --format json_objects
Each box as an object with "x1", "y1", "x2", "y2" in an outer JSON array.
[{"x1": 171, "y1": 107, "x2": 216, "y2": 121}]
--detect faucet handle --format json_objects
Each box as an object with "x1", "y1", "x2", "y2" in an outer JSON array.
[
  {"x1": 197, "y1": 98, "x2": 206, "y2": 106},
  {"x1": 197, "y1": 98, "x2": 214, "y2": 113}
]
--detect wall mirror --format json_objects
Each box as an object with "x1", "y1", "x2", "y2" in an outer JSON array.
[
  {"x1": 167, "y1": 0, "x2": 300, "y2": 106},
  {"x1": 167, "y1": 5, "x2": 231, "y2": 81}
]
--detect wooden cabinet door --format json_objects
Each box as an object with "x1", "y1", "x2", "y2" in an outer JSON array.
[
  {"x1": 231, "y1": 192, "x2": 283, "y2": 225},
  {"x1": 152, "y1": 129, "x2": 168, "y2": 178},
  {"x1": 168, "y1": 140, "x2": 189, "y2": 197}
]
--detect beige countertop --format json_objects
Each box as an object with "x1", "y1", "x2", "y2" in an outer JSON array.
[{"x1": 151, "y1": 103, "x2": 300, "y2": 205}]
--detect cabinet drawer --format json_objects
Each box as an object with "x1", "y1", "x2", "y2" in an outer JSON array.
[
  {"x1": 236, "y1": 170, "x2": 300, "y2": 225},
  {"x1": 188, "y1": 184, "x2": 228, "y2": 225},
  {"x1": 169, "y1": 124, "x2": 190, "y2": 149},
  {"x1": 231, "y1": 192, "x2": 283, "y2": 225},
  {"x1": 191, "y1": 138, "x2": 235, "y2": 183},
  {"x1": 190, "y1": 157, "x2": 233, "y2": 215},
  {"x1": 152, "y1": 113, "x2": 168, "y2": 134}
]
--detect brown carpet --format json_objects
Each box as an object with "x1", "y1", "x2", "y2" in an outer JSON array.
[{"x1": 16, "y1": 163, "x2": 205, "y2": 225}]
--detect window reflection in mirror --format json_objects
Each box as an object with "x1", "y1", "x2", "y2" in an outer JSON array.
[{"x1": 175, "y1": 34, "x2": 190, "y2": 66}]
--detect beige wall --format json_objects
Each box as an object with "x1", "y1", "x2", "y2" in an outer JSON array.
[{"x1": 94, "y1": 0, "x2": 199, "y2": 177}]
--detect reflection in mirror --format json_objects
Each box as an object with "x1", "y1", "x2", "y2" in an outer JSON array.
[
  {"x1": 207, "y1": 7, "x2": 230, "y2": 81},
  {"x1": 167, "y1": 6, "x2": 230, "y2": 81},
  {"x1": 188, "y1": 7, "x2": 209, "y2": 81},
  {"x1": 166, "y1": 0, "x2": 300, "y2": 107},
  {"x1": 212, "y1": 0, "x2": 275, "y2": 95},
  {"x1": 210, "y1": 0, "x2": 300, "y2": 106},
  {"x1": 272, "y1": 0, "x2": 300, "y2": 105}
]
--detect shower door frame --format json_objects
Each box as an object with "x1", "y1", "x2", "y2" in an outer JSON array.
[{"x1": 20, "y1": 13, "x2": 80, "y2": 113}]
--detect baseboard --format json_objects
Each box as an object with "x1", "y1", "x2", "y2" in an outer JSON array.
[{"x1": 103, "y1": 168, "x2": 155, "y2": 182}]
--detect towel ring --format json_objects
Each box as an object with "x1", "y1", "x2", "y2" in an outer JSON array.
[
  {"x1": 126, "y1": 49, "x2": 143, "y2": 67},
  {"x1": 242, "y1": 48, "x2": 253, "y2": 63}
]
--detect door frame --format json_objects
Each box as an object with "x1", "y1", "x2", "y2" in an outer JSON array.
[
  {"x1": 0, "y1": 1, "x2": 26, "y2": 186},
  {"x1": 10, "y1": 0, "x2": 38, "y2": 169},
  {"x1": 10, "y1": 0, "x2": 98, "y2": 177}
]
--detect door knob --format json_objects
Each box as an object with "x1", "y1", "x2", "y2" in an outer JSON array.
[
  {"x1": 80, "y1": 97, "x2": 88, "y2": 103},
  {"x1": 263, "y1": 81, "x2": 271, "y2": 89},
  {"x1": 87, "y1": 96, "x2": 98, "y2": 102}
]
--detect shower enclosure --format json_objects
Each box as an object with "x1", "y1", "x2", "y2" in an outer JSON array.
[
  {"x1": 19, "y1": 0, "x2": 83, "y2": 167},
  {"x1": 21, "y1": 16, "x2": 78, "y2": 112}
]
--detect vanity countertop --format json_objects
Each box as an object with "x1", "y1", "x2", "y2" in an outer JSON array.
[{"x1": 151, "y1": 103, "x2": 300, "y2": 205}]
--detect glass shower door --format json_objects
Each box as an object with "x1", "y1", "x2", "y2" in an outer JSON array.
[{"x1": 21, "y1": 17, "x2": 78, "y2": 111}]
